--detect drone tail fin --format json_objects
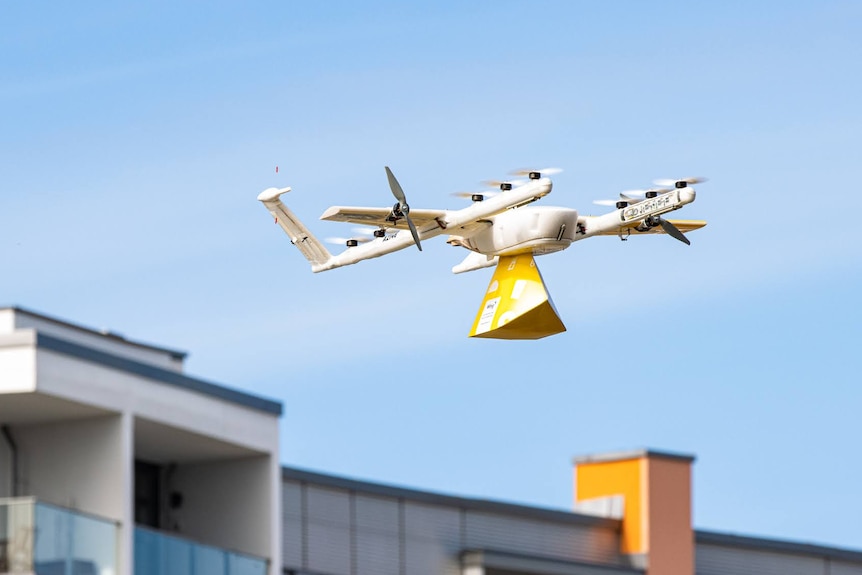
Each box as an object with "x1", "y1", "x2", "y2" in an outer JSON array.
[{"x1": 258, "y1": 187, "x2": 333, "y2": 272}]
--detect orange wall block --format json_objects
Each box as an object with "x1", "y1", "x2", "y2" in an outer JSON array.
[
  {"x1": 576, "y1": 458, "x2": 647, "y2": 555},
  {"x1": 574, "y1": 450, "x2": 694, "y2": 575}
]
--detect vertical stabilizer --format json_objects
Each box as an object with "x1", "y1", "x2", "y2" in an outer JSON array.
[
  {"x1": 258, "y1": 187, "x2": 333, "y2": 270},
  {"x1": 469, "y1": 254, "x2": 566, "y2": 339}
]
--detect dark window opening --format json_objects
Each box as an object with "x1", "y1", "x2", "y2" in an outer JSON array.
[{"x1": 134, "y1": 460, "x2": 162, "y2": 528}]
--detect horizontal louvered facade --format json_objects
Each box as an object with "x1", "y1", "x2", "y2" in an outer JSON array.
[
  {"x1": 282, "y1": 468, "x2": 633, "y2": 575},
  {"x1": 282, "y1": 468, "x2": 862, "y2": 575},
  {"x1": 695, "y1": 532, "x2": 862, "y2": 575}
]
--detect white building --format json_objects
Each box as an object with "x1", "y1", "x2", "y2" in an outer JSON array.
[
  {"x1": 0, "y1": 307, "x2": 282, "y2": 575},
  {"x1": 2, "y1": 306, "x2": 861, "y2": 575}
]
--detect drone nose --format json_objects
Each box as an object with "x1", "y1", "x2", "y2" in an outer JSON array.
[{"x1": 679, "y1": 188, "x2": 696, "y2": 204}]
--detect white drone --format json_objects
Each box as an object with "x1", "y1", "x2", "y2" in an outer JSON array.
[{"x1": 258, "y1": 167, "x2": 706, "y2": 338}]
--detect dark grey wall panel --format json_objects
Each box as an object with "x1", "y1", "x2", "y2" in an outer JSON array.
[
  {"x1": 282, "y1": 481, "x2": 303, "y2": 568},
  {"x1": 405, "y1": 538, "x2": 461, "y2": 575},
  {"x1": 404, "y1": 502, "x2": 461, "y2": 545},
  {"x1": 696, "y1": 543, "x2": 825, "y2": 575},
  {"x1": 832, "y1": 561, "x2": 862, "y2": 575},
  {"x1": 404, "y1": 503, "x2": 463, "y2": 575},
  {"x1": 356, "y1": 530, "x2": 400, "y2": 575},
  {"x1": 306, "y1": 486, "x2": 351, "y2": 574},
  {"x1": 354, "y1": 495, "x2": 401, "y2": 574},
  {"x1": 306, "y1": 485, "x2": 351, "y2": 526},
  {"x1": 307, "y1": 520, "x2": 351, "y2": 575},
  {"x1": 356, "y1": 494, "x2": 399, "y2": 534},
  {"x1": 464, "y1": 510, "x2": 622, "y2": 566}
]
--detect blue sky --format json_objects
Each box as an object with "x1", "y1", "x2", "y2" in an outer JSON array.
[{"x1": 3, "y1": 1, "x2": 861, "y2": 550}]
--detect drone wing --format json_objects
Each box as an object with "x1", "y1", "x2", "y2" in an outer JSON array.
[
  {"x1": 320, "y1": 206, "x2": 446, "y2": 230},
  {"x1": 593, "y1": 219, "x2": 707, "y2": 236}
]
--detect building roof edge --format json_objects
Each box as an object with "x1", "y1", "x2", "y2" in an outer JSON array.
[
  {"x1": 37, "y1": 332, "x2": 282, "y2": 416},
  {"x1": 282, "y1": 465, "x2": 620, "y2": 529},
  {"x1": 572, "y1": 448, "x2": 696, "y2": 465},
  {"x1": 3, "y1": 306, "x2": 188, "y2": 360}
]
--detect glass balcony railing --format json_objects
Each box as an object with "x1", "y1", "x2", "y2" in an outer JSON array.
[
  {"x1": 0, "y1": 497, "x2": 118, "y2": 575},
  {"x1": 134, "y1": 526, "x2": 267, "y2": 575},
  {"x1": 1, "y1": 498, "x2": 267, "y2": 575}
]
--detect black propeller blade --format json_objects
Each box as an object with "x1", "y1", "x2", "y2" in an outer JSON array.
[
  {"x1": 643, "y1": 215, "x2": 691, "y2": 245},
  {"x1": 658, "y1": 218, "x2": 691, "y2": 245},
  {"x1": 385, "y1": 166, "x2": 422, "y2": 251}
]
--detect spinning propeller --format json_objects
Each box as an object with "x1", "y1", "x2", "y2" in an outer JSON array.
[
  {"x1": 326, "y1": 236, "x2": 371, "y2": 247},
  {"x1": 385, "y1": 166, "x2": 422, "y2": 251},
  {"x1": 653, "y1": 177, "x2": 708, "y2": 188},
  {"x1": 510, "y1": 167, "x2": 563, "y2": 178},
  {"x1": 451, "y1": 190, "x2": 498, "y2": 202},
  {"x1": 464, "y1": 167, "x2": 563, "y2": 199},
  {"x1": 594, "y1": 188, "x2": 672, "y2": 206},
  {"x1": 482, "y1": 178, "x2": 526, "y2": 191},
  {"x1": 326, "y1": 227, "x2": 385, "y2": 247},
  {"x1": 594, "y1": 193, "x2": 641, "y2": 207},
  {"x1": 620, "y1": 187, "x2": 672, "y2": 200}
]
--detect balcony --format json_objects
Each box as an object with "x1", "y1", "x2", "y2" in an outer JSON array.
[
  {"x1": 134, "y1": 526, "x2": 267, "y2": 575},
  {"x1": 0, "y1": 497, "x2": 117, "y2": 575},
  {"x1": 1, "y1": 499, "x2": 267, "y2": 575}
]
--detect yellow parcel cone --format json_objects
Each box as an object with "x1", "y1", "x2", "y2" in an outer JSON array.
[{"x1": 469, "y1": 254, "x2": 566, "y2": 340}]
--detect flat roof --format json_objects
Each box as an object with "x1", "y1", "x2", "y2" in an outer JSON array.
[
  {"x1": 572, "y1": 448, "x2": 696, "y2": 465},
  {"x1": 3, "y1": 306, "x2": 188, "y2": 360},
  {"x1": 36, "y1": 332, "x2": 282, "y2": 416},
  {"x1": 2, "y1": 306, "x2": 282, "y2": 416}
]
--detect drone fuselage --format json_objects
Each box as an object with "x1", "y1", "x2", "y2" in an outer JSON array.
[{"x1": 450, "y1": 206, "x2": 580, "y2": 257}]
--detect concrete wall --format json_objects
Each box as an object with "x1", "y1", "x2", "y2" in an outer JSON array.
[
  {"x1": 14, "y1": 415, "x2": 125, "y2": 521},
  {"x1": 0, "y1": 330, "x2": 37, "y2": 393},
  {"x1": 171, "y1": 455, "x2": 273, "y2": 558}
]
